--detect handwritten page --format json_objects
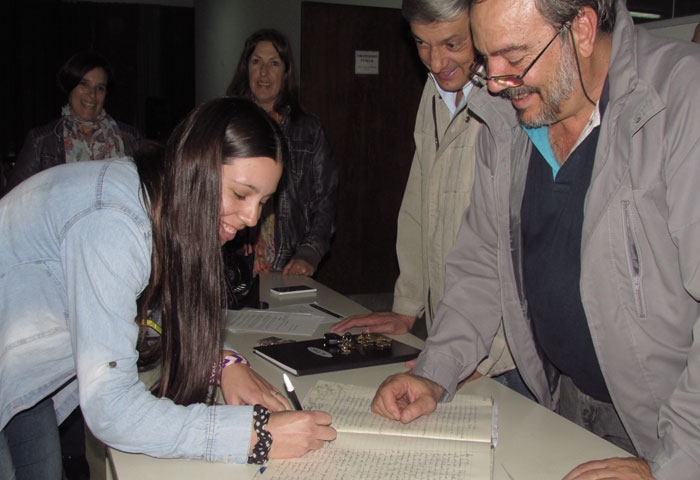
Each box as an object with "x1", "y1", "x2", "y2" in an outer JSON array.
[
  {"x1": 256, "y1": 380, "x2": 495, "y2": 480},
  {"x1": 304, "y1": 381, "x2": 494, "y2": 442},
  {"x1": 225, "y1": 310, "x2": 324, "y2": 336},
  {"x1": 255, "y1": 437, "x2": 492, "y2": 480}
]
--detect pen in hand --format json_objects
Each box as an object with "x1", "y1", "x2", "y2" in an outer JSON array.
[{"x1": 283, "y1": 373, "x2": 303, "y2": 411}]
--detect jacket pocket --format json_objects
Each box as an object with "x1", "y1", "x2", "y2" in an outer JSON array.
[
  {"x1": 621, "y1": 200, "x2": 647, "y2": 318},
  {"x1": 285, "y1": 139, "x2": 313, "y2": 183}
]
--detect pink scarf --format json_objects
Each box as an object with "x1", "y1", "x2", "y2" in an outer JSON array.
[{"x1": 61, "y1": 104, "x2": 126, "y2": 163}]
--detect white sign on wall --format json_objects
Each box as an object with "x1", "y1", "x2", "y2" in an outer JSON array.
[{"x1": 355, "y1": 50, "x2": 379, "y2": 75}]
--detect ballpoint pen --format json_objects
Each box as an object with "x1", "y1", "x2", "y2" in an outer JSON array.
[
  {"x1": 308, "y1": 302, "x2": 343, "y2": 319},
  {"x1": 283, "y1": 373, "x2": 303, "y2": 411}
]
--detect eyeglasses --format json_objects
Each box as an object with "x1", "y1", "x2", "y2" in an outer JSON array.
[{"x1": 470, "y1": 23, "x2": 569, "y2": 88}]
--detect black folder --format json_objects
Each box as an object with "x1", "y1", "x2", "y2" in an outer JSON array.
[{"x1": 253, "y1": 334, "x2": 421, "y2": 376}]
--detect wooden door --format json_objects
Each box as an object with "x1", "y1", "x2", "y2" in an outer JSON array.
[{"x1": 301, "y1": 2, "x2": 425, "y2": 295}]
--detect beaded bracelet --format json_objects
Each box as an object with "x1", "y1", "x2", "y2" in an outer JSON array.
[
  {"x1": 209, "y1": 352, "x2": 250, "y2": 384},
  {"x1": 247, "y1": 404, "x2": 272, "y2": 464}
]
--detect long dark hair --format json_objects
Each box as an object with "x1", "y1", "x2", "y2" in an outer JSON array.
[
  {"x1": 135, "y1": 97, "x2": 284, "y2": 405},
  {"x1": 226, "y1": 29, "x2": 302, "y2": 118}
]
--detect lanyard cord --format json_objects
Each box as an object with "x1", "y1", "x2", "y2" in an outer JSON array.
[{"x1": 432, "y1": 95, "x2": 440, "y2": 152}]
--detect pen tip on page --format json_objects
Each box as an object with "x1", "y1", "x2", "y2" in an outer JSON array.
[
  {"x1": 283, "y1": 373, "x2": 303, "y2": 411},
  {"x1": 283, "y1": 373, "x2": 294, "y2": 391}
]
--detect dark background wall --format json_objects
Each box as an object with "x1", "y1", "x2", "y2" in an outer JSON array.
[
  {"x1": 300, "y1": 3, "x2": 425, "y2": 294},
  {"x1": 1, "y1": 0, "x2": 698, "y2": 297},
  {"x1": 0, "y1": 1, "x2": 194, "y2": 180}
]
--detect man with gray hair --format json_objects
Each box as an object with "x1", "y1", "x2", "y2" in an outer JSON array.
[
  {"x1": 372, "y1": 0, "x2": 700, "y2": 478},
  {"x1": 332, "y1": 0, "x2": 526, "y2": 396}
]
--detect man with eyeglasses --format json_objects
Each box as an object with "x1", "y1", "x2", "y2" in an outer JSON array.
[
  {"x1": 372, "y1": 0, "x2": 700, "y2": 478},
  {"x1": 332, "y1": 0, "x2": 528, "y2": 397}
]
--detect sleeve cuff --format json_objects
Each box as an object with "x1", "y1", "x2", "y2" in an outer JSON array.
[
  {"x1": 649, "y1": 438, "x2": 700, "y2": 480},
  {"x1": 292, "y1": 245, "x2": 322, "y2": 270},
  {"x1": 206, "y1": 405, "x2": 254, "y2": 463}
]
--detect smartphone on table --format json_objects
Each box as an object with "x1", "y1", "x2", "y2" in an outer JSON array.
[{"x1": 269, "y1": 285, "x2": 318, "y2": 296}]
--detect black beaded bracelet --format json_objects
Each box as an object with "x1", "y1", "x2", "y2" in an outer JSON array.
[{"x1": 247, "y1": 404, "x2": 272, "y2": 464}]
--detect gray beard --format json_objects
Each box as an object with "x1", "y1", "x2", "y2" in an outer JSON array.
[{"x1": 500, "y1": 41, "x2": 578, "y2": 128}]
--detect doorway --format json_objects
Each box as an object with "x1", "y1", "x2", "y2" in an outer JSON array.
[{"x1": 300, "y1": 2, "x2": 425, "y2": 295}]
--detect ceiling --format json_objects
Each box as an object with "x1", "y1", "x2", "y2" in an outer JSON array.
[{"x1": 628, "y1": 0, "x2": 700, "y2": 22}]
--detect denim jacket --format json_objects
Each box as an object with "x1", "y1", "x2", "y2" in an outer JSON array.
[
  {"x1": 0, "y1": 159, "x2": 253, "y2": 463},
  {"x1": 270, "y1": 107, "x2": 337, "y2": 270}
]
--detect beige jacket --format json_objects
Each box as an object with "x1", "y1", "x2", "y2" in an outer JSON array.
[{"x1": 393, "y1": 79, "x2": 514, "y2": 376}]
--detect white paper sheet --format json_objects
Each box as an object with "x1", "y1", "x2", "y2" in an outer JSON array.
[{"x1": 226, "y1": 309, "x2": 324, "y2": 336}]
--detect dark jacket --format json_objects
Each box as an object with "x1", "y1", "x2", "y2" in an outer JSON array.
[
  {"x1": 269, "y1": 107, "x2": 338, "y2": 271},
  {"x1": 5, "y1": 117, "x2": 142, "y2": 194}
]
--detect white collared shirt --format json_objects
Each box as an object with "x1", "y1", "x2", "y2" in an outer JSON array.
[{"x1": 430, "y1": 73, "x2": 474, "y2": 120}]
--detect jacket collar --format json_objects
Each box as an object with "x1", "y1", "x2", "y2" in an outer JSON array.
[
  {"x1": 427, "y1": 78, "x2": 481, "y2": 155},
  {"x1": 469, "y1": 86, "x2": 520, "y2": 147},
  {"x1": 606, "y1": 1, "x2": 665, "y2": 132},
  {"x1": 429, "y1": 73, "x2": 475, "y2": 119}
]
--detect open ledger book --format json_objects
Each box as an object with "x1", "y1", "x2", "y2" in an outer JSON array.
[{"x1": 256, "y1": 380, "x2": 495, "y2": 480}]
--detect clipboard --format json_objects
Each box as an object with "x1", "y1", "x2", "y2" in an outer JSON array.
[{"x1": 253, "y1": 333, "x2": 421, "y2": 376}]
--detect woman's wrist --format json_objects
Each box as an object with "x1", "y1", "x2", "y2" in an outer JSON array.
[
  {"x1": 221, "y1": 352, "x2": 250, "y2": 370},
  {"x1": 210, "y1": 352, "x2": 250, "y2": 384},
  {"x1": 247, "y1": 404, "x2": 272, "y2": 464}
]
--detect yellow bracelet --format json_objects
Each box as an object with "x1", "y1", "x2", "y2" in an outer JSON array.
[{"x1": 142, "y1": 319, "x2": 162, "y2": 335}]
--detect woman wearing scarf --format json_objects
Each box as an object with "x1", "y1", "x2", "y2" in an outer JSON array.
[
  {"x1": 5, "y1": 51, "x2": 141, "y2": 194},
  {"x1": 4, "y1": 50, "x2": 142, "y2": 478}
]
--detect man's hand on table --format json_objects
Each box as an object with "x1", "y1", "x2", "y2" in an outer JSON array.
[
  {"x1": 330, "y1": 312, "x2": 415, "y2": 334},
  {"x1": 371, "y1": 372, "x2": 444, "y2": 424},
  {"x1": 221, "y1": 363, "x2": 291, "y2": 412},
  {"x1": 562, "y1": 457, "x2": 654, "y2": 480}
]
